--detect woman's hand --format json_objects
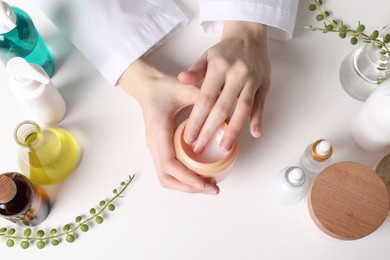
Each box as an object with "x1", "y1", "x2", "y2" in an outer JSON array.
[
  {"x1": 178, "y1": 21, "x2": 271, "y2": 153},
  {"x1": 119, "y1": 58, "x2": 219, "y2": 195}
]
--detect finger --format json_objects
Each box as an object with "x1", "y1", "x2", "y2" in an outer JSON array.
[
  {"x1": 159, "y1": 171, "x2": 219, "y2": 195},
  {"x1": 250, "y1": 82, "x2": 270, "y2": 138},
  {"x1": 220, "y1": 83, "x2": 257, "y2": 151},
  {"x1": 178, "y1": 53, "x2": 208, "y2": 85},
  {"x1": 174, "y1": 82, "x2": 200, "y2": 107},
  {"x1": 184, "y1": 72, "x2": 225, "y2": 146},
  {"x1": 192, "y1": 78, "x2": 242, "y2": 153},
  {"x1": 149, "y1": 120, "x2": 218, "y2": 192}
]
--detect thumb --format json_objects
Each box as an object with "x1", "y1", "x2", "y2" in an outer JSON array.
[{"x1": 178, "y1": 53, "x2": 207, "y2": 85}]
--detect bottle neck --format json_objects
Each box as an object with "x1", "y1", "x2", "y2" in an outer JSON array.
[{"x1": 14, "y1": 120, "x2": 44, "y2": 150}]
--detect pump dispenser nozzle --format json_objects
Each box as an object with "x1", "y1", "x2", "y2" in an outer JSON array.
[
  {"x1": 0, "y1": 0, "x2": 16, "y2": 34},
  {"x1": 7, "y1": 57, "x2": 66, "y2": 125},
  {"x1": 7, "y1": 57, "x2": 50, "y2": 86}
]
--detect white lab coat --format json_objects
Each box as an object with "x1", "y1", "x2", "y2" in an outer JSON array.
[{"x1": 34, "y1": 0, "x2": 299, "y2": 85}]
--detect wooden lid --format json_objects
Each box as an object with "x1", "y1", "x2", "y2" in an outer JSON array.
[
  {"x1": 0, "y1": 175, "x2": 17, "y2": 203},
  {"x1": 308, "y1": 161, "x2": 389, "y2": 240}
]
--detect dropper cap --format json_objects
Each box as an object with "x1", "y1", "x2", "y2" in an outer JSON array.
[
  {"x1": 0, "y1": 175, "x2": 17, "y2": 203},
  {"x1": 0, "y1": 0, "x2": 16, "y2": 34},
  {"x1": 287, "y1": 167, "x2": 306, "y2": 187},
  {"x1": 311, "y1": 139, "x2": 333, "y2": 162},
  {"x1": 7, "y1": 57, "x2": 50, "y2": 89}
]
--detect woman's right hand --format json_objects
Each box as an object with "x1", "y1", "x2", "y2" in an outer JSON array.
[{"x1": 118, "y1": 58, "x2": 219, "y2": 195}]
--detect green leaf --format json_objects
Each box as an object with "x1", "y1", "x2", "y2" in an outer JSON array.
[
  {"x1": 37, "y1": 241, "x2": 46, "y2": 249},
  {"x1": 51, "y1": 239, "x2": 60, "y2": 246},
  {"x1": 50, "y1": 228, "x2": 57, "y2": 236},
  {"x1": 75, "y1": 216, "x2": 82, "y2": 223},
  {"x1": 7, "y1": 228, "x2": 15, "y2": 235},
  {"x1": 339, "y1": 32, "x2": 347, "y2": 39},
  {"x1": 36, "y1": 230, "x2": 45, "y2": 237},
  {"x1": 316, "y1": 14, "x2": 324, "y2": 21},
  {"x1": 95, "y1": 216, "x2": 104, "y2": 224},
  {"x1": 20, "y1": 241, "x2": 29, "y2": 249},
  {"x1": 6, "y1": 239, "x2": 14, "y2": 247},
  {"x1": 108, "y1": 204, "x2": 116, "y2": 211},
  {"x1": 23, "y1": 228, "x2": 32, "y2": 237},
  {"x1": 357, "y1": 24, "x2": 365, "y2": 32},
  {"x1": 63, "y1": 224, "x2": 71, "y2": 232},
  {"x1": 384, "y1": 34, "x2": 390, "y2": 43},
  {"x1": 80, "y1": 224, "x2": 89, "y2": 232},
  {"x1": 99, "y1": 200, "x2": 106, "y2": 207},
  {"x1": 0, "y1": 228, "x2": 7, "y2": 233},
  {"x1": 90, "y1": 208, "x2": 96, "y2": 215},
  {"x1": 372, "y1": 30, "x2": 379, "y2": 39},
  {"x1": 66, "y1": 235, "x2": 75, "y2": 243},
  {"x1": 350, "y1": 37, "x2": 358, "y2": 45}
]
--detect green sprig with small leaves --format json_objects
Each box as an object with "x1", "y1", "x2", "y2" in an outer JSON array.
[
  {"x1": 302, "y1": 0, "x2": 390, "y2": 84},
  {"x1": 0, "y1": 174, "x2": 135, "y2": 249}
]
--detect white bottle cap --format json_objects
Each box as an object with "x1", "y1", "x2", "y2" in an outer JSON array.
[
  {"x1": 287, "y1": 167, "x2": 305, "y2": 186},
  {"x1": 0, "y1": 0, "x2": 16, "y2": 34},
  {"x1": 316, "y1": 140, "x2": 331, "y2": 156},
  {"x1": 7, "y1": 57, "x2": 50, "y2": 88}
]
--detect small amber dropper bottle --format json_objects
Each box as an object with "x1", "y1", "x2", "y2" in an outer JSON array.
[{"x1": 0, "y1": 172, "x2": 50, "y2": 226}]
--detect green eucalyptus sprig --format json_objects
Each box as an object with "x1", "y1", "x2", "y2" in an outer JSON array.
[
  {"x1": 302, "y1": 0, "x2": 390, "y2": 84},
  {"x1": 0, "y1": 174, "x2": 135, "y2": 249}
]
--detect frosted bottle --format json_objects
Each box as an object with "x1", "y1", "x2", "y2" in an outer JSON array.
[
  {"x1": 274, "y1": 166, "x2": 308, "y2": 205},
  {"x1": 0, "y1": 0, "x2": 55, "y2": 77},
  {"x1": 351, "y1": 81, "x2": 390, "y2": 153},
  {"x1": 300, "y1": 139, "x2": 333, "y2": 175},
  {"x1": 7, "y1": 57, "x2": 66, "y2": 125}
]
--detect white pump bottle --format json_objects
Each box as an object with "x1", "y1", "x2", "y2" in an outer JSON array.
[{"x1": 7, "y1": 57, "x2": 66, "y2": 125}]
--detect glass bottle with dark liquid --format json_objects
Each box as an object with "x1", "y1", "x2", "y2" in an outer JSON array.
[{"x1": 0, "y1": 172, "x2": 50, "y2": 226}]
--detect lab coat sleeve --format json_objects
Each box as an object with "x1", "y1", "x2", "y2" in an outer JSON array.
[
  {"x1": 34, "y1": 0, "x2": 188, "y2": 85},
  {"x1": 199, "y1": 0, "x2": 299, "y2": 40}
]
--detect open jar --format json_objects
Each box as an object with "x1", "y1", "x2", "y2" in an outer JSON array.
[{"x1": 173, "y1": 120, "x2": 238, "y2": 181}]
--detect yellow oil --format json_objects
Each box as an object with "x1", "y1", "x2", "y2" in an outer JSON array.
[{"x1": 18, "y1": 127, "x2": 79, "y2": 185}]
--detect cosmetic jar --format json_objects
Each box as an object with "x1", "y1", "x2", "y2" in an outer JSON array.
[{"x1": 173, "y1": 120, "x2": 238, "y2": 180}]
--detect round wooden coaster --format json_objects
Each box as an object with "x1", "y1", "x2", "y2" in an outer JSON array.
[{"x1": 308, "y1": 161, "x2": 389, "y2": 240}]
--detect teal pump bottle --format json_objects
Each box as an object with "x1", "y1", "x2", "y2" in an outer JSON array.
[{"x1": 0, "y1": 0, "x2": 55, "y2": 77}]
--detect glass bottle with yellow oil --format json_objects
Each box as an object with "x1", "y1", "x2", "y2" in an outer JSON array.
[{"x1": 14, "y1": 120, "x2": 79, "y2": 185}]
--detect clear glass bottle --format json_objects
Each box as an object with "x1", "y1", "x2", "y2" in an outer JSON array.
[
  {"x1": 300, "y1": 139, "x2": 333, "y2": 175},
  {"x1": 0, "y1": 172, "x2": 50, "y2": 226},
  {"x1": 273, "y1": 166, "x2": 308, "y2": 205},
  {"x1": 339, "y1": 26, "x2": 390, "y2": 101},
  {"x1": 0, "y1": 0, "x2": 55, "y2": 77},
  {"x1": 14, "y1": 120, "x2": 79, "y2": 185}
]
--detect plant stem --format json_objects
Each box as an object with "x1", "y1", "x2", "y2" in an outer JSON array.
[{"x1": 0, "y1": 174, "x2": 135, "y2": 243}]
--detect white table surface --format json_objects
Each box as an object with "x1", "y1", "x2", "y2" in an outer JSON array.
[{"x1": 1, "y1": 0, "x2": 390, "y2": 259}]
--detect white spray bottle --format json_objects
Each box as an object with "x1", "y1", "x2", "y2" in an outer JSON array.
[{"x1": 7, "y1": 57, "x2": 66, "y2": 125}]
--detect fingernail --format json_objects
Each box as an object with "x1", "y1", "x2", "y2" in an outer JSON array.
[
  {"x1": 220, "y1": 140, "x2": 232, "y2": 152},
  {"x1": 185, "y1": 133, "x2": 196, "y2": 144},
  {"x1": 193, "y1": 183, "x2": 205, "y2": 190},
  {"x1": 253, "y1": 126, "x2": 261, "y2": 138},
  {"x1": 192, "y1": 142, "x2": 204, "y2": 154},
  {"x1": 204, "y1": 186, "x2": 217, "y2": 195}
]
